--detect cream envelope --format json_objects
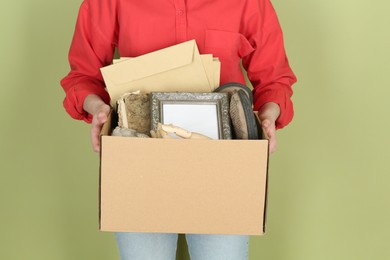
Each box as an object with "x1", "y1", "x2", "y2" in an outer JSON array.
[
  {"x1": 101, "y1": 40, "x2": 212, "y2": 105},
  {"x1": 115, "y1": 55, "x2": 220, "y2": 90},
  {"x1": 200, "y1": 54, "x2": 214, "y2": 90},
  {"x1": 213, "y1": 58, "x2": 221, "y2": 90}
]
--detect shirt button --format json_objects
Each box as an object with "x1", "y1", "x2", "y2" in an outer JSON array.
[{"x1": 178, "y1": 9, "x2": 184, "y2": 15}]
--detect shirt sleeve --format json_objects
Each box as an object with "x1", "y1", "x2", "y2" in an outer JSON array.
[
  {"x1": 242, "y1": 0, "x2": 297, "y2": 129},
  {"x1": 60, "y1": 0, "x2": 117, "y2": 123}
]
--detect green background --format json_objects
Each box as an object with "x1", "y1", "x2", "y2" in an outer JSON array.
[{"x1": 1, "y1": 0, "x2": 389, "y2": 259}]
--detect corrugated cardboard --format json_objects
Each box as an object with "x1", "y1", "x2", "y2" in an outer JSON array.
[{"x1": 99, "y1": 111, "x2": 269, "y2": 235}]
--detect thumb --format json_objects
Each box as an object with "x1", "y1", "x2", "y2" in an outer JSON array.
[
  {"x1": 96, "y1": 111, "x2": 108, "y2": 125},
  {"x1": 261, "y1": 119, "x2": 271, "y2": 128}
]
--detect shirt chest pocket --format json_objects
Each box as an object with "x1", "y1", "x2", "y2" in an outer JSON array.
[{"x1": 204, "y1": 30, "x2": 255, "y2": 62}]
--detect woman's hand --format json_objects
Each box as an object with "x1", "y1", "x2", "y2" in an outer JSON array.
[
  {"x1": 257, "y1": 102, "x2": 280, "y2": 154},
  {"x1": 83, "y1": 94, "x2": 111, "y2": 152}
]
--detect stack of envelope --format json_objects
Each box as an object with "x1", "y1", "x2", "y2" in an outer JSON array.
[{"x1": 101, "y1": 40, "x2": 220, "y2": 106}]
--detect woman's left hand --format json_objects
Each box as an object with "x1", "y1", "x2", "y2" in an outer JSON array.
[
  {"x1": 261, "y1": 118, "x2": 277, "y2": 153},
  {"x1": 257, "y1": 102, "x2": 280, "y2": 154}
]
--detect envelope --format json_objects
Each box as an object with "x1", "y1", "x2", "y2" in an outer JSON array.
[
  {"x1": 213, "y1": 57, "x2": 221, "y2": 89},
  {"x1": 101, "y1": 40, "x2": 215, "y2": 106},
  {"x1": 115, "y1": 55, "x2": 221, "y2": 91}
]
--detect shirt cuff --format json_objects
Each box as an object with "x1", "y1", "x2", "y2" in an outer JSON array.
[
  {"x1": 63, "y1": 81, "x2": 111, "y2": 123},
  {"x1": 252, "y1": 85, "x2": 294, "y2": 130}
]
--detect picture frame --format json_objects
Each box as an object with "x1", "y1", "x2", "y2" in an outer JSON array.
[{"x1": 150, "y1": 92, "x2": 232, "y2": 139}]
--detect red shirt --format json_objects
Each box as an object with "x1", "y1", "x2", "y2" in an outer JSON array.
[{"x1": 61, "y1": 0, "x2": 297, "y2": 129}]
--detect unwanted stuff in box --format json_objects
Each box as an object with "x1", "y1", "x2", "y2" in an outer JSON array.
[
  {"x1": 99, "y1": 109, "x2": 269, "y2": 235},
  {"x1": 98, "y1": 40, "x2": 270, "y2": 235}
]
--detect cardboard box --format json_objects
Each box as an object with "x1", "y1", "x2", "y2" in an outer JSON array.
[{"x1": 99, "y1": 111, "x2": 269, "y2": 235}]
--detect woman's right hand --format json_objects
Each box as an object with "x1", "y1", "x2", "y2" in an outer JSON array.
[{"x1": 83, "y1": 94, "x2": 111, "y2": 152}]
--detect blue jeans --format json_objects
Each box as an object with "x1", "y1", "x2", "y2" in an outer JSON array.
[{"x1": 115, "y1": 232, "x2": 249, "y2": 260}]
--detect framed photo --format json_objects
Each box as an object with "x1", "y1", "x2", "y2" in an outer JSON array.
[{"x1": 151, "y1": 92, "x2": 232, "y2": 139}]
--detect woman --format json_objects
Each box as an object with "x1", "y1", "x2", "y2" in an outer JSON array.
[{"x1": 61, "y1": 0, "x2": 296, "y2": 259}]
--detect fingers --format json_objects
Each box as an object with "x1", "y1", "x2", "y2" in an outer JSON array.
[
  {"x1": 268, "y1": 130, "x2": 277, "y2": 154},
  {"x1": 91, "y1": 108, "x2": 109, "y2": 153},
  {"x1": 262, "y1": 119, "x2": 277, "y2": 154}
]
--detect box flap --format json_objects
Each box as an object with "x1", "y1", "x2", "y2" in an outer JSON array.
[{"x1": 99, "y1": 109, "x2": 117, "y2": 137}]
